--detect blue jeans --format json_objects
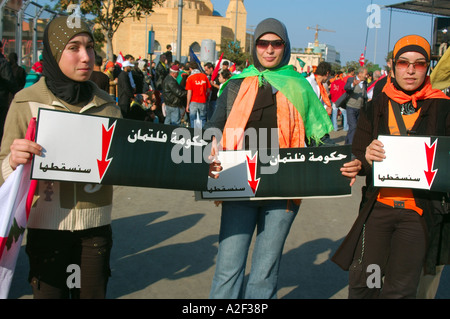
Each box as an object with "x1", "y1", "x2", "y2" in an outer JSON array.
[
  {"x1": 209, "y1": 200, "x2": 300, "y2": 299},
  {"x1": 189, "y1": 102, "x2": 207, "y2": 128},
  {"x1": 164, "y1": 105, "x2": 181, "y2": 126},
  {"x1": 345, "y1": 106, "x2": 360, "y2": 145},
  {"x1": 332, "y1": 103, "x2": 348, "y2": 131}
]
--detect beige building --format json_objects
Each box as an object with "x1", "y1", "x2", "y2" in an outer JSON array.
[{"x1": 108, "y1": 0, "x2": 247, "y2": 62}]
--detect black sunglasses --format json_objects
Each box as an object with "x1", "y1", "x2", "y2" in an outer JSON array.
[{"x1": 255, "y1": 39, "x2": 285, "y2": 49}]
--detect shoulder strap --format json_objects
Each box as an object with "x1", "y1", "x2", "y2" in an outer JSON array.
[{"x1": 390, "y1": 99, "x2": 407, "y2": 136}]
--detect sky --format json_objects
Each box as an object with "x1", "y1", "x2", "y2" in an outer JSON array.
[{"x1": 210, "y1": 0, "x2": 441, "y2": 67}]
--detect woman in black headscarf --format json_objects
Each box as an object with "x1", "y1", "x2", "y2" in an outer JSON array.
[{"x1": 0, "y1": 15, "x2": 121, "y2": 298}]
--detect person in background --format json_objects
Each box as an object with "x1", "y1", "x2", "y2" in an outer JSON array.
[
  {"x1": 104, "y1": 61, "x2": 117, "y2": 100},
  {"x1": 217, "y1": 68, "x2": 231, "y2": 95},
  {"x1": 344, "y1": 66, "x2": 368, "y2": 145},
  {"x1": 7, "y1": 52, "x2": 26, "y2": 91},
  {"x1": 332, "y1": 34, "x2": 450, "y2": 299},
  {"x1": 24, "y1": 56, "x2": 44, "y2": 89},
  {"x1": 329, "y1": 71, "x2": 348, "y2": 131},
  {"x1": 0, "y1": 15, "x2": 121, "y2": 299},
  {"x1": 0, "y1": 41, "x2": 18, "y2": 142},
  {"x1": 164, "y1": 44, "x2": 173, "y2": 65},
  {"x1": 185, "y1": 61, "x2": 211, "y2": 128},
  {"x1": 204, "y1": 62, "x2": 219, "y2": 121},
  {"x1": 306, "y1": 61, "x2": 332, "y2": 116},
  {"x1": 117, "y1": 60, "x2": 135, "y2": 118},
  {"x1": 162, "y1": 64, "x2": 187, "y2": 126},
  {"x1": 89, "y1": 54, "x2": 109, "y2": 93}
]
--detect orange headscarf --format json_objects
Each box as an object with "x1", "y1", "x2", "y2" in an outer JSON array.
[{"x1": 382, "y1": 76, "x2": 450, "y2": 108}]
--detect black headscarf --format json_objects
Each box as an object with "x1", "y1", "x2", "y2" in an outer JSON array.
[
  {"x1": 42, "y1": 16, "x2": 94, "y2": 104},
  {"x1": 252, "y1": 18, "x2": 291, "y2": 71}
]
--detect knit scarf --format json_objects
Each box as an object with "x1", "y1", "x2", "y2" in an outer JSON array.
[
  {"x1": 382, "y1": 76, "x2": 450, "y2": 108},
  {"x1": 219, "y1": 64, "x2": 333, "y2": 145}
]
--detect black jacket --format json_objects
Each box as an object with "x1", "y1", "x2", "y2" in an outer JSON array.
[
  {"x1": 117, "y1": 70, "x2": 134, "y2": 116},
  {"x1": 162, "y1": 74, "x2": 186, "y2": 107},
  {"x1": 155, "y1": 62, "x2": 169, "y2": 91},
  {"x1": 0, "y1": 53, "x2": 18, "y2": 108}
]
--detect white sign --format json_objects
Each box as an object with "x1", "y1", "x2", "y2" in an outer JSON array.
[{"x1": 373, "y1": 135, "x2": 437, "y2": 190}]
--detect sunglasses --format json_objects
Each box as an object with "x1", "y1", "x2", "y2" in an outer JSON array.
[
  {"x1": 395, "y1": 59, "x2": 428, "y2": 71},
  {"x1": 256, "y1": 39, "x2": 285, "y2": 49}
]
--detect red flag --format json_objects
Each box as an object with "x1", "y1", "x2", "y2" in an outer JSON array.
[
  {"x1": 116, "y1": 51, "x2": 125, "y2": 68},
  {"x1": 0, "y1": 118, "x2": 37, "y2": 298},
  {"x1": 359, "y1": 53, "x2": 365, "y2": 66},
  {"x1": 229, "y1": 63, "x2": 236, "y2": 73},
  {"x1": 211, "y1": 52, "x2": 223, "y2": 82}
]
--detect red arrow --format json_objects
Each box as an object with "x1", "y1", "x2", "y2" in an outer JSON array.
[
  {"x1": 246, "y1": 153, "x2": 260, "y2": 194},
  {"x1": 97, "y1": 122, "x2": 116, "y2": 180},
  {"x1": 424, "y1": 140, "x2": 438, "y2": 187}
]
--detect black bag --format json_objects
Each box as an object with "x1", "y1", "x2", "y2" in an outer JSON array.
[{"x1": 335, "y1": 92, "x2": 349, "y2": 109}]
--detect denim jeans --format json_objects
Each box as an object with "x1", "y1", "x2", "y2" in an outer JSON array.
[
  {"x1": 332, "y1": 103, "x2": 348, "y2": 131},
  {"x1": 189, "y1": 102, "x2": 207, "y2": 128},
  {"x1": 209, "y1": 200, "x2": 300, "y2": 299},
  {"x1": 345, "y1": 106, "x2": 360, "y2": 145},
  {"x1": 164, "y1": 105, "x2": 181, "y2": 126}
]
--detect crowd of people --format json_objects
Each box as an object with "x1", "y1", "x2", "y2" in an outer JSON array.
[
  {"x1": 0, "y1": 14, "x2": 449, "y2": 300},
  {"x1": 87, "y1": 50, "x2": 234, "y2": 130}
]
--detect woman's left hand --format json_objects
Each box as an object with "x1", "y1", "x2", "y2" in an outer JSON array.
[{"x1": 340, "y1": 158, "x2": 362, "y2": 186}]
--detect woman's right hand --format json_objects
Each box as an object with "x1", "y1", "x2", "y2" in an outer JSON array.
[
  {"x1": 208, "y1": 137, "x2": 222, "y2": 179},
  {"x1": 365, "y1": 139, "x2": 385, "y2": 166},
  {"x1": 9, "y1": 138, "x2": 42, "y2": 170}
]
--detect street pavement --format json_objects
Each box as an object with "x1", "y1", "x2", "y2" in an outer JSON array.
[{"x1": 8, "y1": 128, "x2": 449, "y2": 299}]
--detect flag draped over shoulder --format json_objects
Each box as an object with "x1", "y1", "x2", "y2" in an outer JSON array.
[
  {"x1": 219, "y1": 64, "x2": 333, "y2": 143},
  {"x1": 0, "y1": 118, "x2": 37, "y2": 299}
]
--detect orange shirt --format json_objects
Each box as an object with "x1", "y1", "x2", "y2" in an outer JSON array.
[{"x1": 185, "y1": 72, "x2": 211, "y2": 103}]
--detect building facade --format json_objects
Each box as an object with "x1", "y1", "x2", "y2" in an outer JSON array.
[{"x1": 108, "y1": 0, "x2": 247, "y2": 62}]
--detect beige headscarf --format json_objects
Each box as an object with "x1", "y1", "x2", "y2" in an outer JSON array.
[{"x1": 430, "y1": 48, "x2": 450, "y2": 90}]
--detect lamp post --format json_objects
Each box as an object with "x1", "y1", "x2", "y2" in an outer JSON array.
[{"x1": 176, "y1": 0, "x2": 183, "y2": 61}]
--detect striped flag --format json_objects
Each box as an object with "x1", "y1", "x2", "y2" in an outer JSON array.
[
  {"x1": 359, "y1": 53, "x2": 365, "y2": 66},
  {"x1": 0, "y1": 118, "x2": 37, "y2": 299}
]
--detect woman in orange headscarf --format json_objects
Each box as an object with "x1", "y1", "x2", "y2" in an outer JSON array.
[{"x1": 332, "y1": 35, "x2": 450, "y2": 299}]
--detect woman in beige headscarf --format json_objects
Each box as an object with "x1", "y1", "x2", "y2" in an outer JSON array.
[{"x1": 0, "y1": 15, "x2": 121, "y2": 299}]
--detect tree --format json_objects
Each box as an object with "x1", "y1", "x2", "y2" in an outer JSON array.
[
  {"x1": 53, "y1": 0, "x2": 165, "y2": 61},
  {"x1": 219, "y1": 39, "x2": 251, "y2": 70}
]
